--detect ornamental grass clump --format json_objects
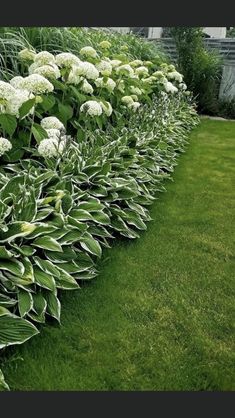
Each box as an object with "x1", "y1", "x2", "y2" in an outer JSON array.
[{"x1": 0, "y1": 28, "x2": 199, "y2": 390}]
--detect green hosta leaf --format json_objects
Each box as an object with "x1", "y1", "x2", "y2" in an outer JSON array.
[
  {"x1": 19, "y1": 98, "x2": 36, "y2": 120},
  {"x1": 32, "y1": 123, "x2": 49, "y2": 143},
  {"x1": 25, "y1": 223, "x2": 57, "y2": 239},
  {"x1": 57, "y1": 261, "x2": 88, "y2": 274},
  {"x1": 16, "y1": 189, "x2": 37, "y2": 222},
  {"x1": 0, "y1": 222, "x2": 37, "y2": 243},
  {"x1": 78, "y1": 200, "x2": 105, "y2": 212},
  {"x1": 80, "y1": 233, "x2": 102, "y2": 258},
  {"x1": 33, "y1": 236, "x2": 62, "y2": 252},
  {"x1": 0, "y1": 312, "x2": 39, "y2": 349},
  {"x1": 55, "y1": 267, "x2": 79, "y2": 290},
  {"x1": 0, "y1": 259, "x2": 25, "y2": 276},
  {"x1": 21, "y1": 257, "x2": 35, "y2": 284},
  {"x1": 91, "y1": 211, "x2": 110, "y2": 225},
  {"x1": 116, "y1": 188, "x2": 139, "y2": 200},
  {"x1": 75, "y1": 270, "x2": 98, "y2": 281},
  {"x1": 0, "y1": 369, "x2": 9, "y2": 391},
  {"x1": 18, "y1": 290, "x2": 33, "y2": 318},
  {"x1": 0, "y1": 293, "x2": 16, "y2": 308},
  {"x1": 0, "y1": 246, "x2": 14, "y2": 259},
  {"x1": 0, "y1": 175, "x2": 25, "y2": 201},
  {"x1": 12, "y1": 245, "x2": 36, "y2": 257},
  {"x1": 0, "y1": 114, "x2": 17, "y2": 137},
  {"x1": 34, "y1": 207, "x2": 54, "y2": 221},
  {"x1": 33, "y1": 266, "x2": 56, "y2": 292},
  {"x1": 69, "y1": 209, "x2": 93, "y2": 221},
  {"x1": 44, "y1": 246, "x2": 77, "y2": 263},
  {"x1": 34, "y1": 171, "x2": 58, "y2": 186},
  {"x1": 28, "y1": 293, "x2": 47, "y2": 323},
  {"x1": 61, "y1": 194, "x2": 73, "y2": 214},
  {"x1": 59, "y1": 229, "x2": 84, "y2": 245},
  {"x1": 33, "y1": 256, "x2": 61, "y2": 277},
  {"x1": 43, "y1": 290, "x2": 61, "y2": 322},
  {"x1": 67, "y1": 216, "x2": 87, "y2": 232}
]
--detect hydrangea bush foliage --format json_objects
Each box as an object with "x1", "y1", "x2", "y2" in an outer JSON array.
[{"x1": 0, "y1": 36, "x2": 199, "y2": 390}]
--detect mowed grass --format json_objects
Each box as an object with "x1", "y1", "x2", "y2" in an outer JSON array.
[{"x1": 2, "y1": 119, "x2": 235, "y2": 391}]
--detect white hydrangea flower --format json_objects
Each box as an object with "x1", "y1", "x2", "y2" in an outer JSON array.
[
  {"x1": 41, "y1": 116, "x2": 65, "y2": 131},
  {"x1": 28, "y1": 62, "x2": 39, "y2": 74},
  {"x1": 116, "y1": 64, "x2": 134, "y2": 77},
  {"x1": 6, "y1": 89, "x2": 34, "y2": 117},
  {"x1": 45, "y1": 128, "x2": 61, "y2": 138},
  {"x1": 152, "y1": 70, "x2": 165, "y2": 78},
  {"x1": 55, "y1": 52, "x2": 81, "y2": 67},
  {"x1": 67, "y1": 67, "x2": 83, "y2": 85},
  {"x1": 121, "y1": 96, "x2": 134, "y2": 105},
  {"x1": 110, "y1": 59, "x2": 122, "y2": 68},
  {"x1": 129, "y1": 60, "x2": 143, "y2": 67},
  {"x1": 128, "y1": 101, "x2": 141, "y2": 112},
  {"x1": 164, "y1": 81, "x2": 178, "y2": 94},
  {"x1": 100, "y1": 101, "x2": 112, "y2": 116},
  {"x1": 34, "y1": 51, "x2": 55, "y2": 66},
  {"x1": 167, "y1": 71, "x2": 183, "y2": 83},
  {"x1": 130, "y1": 94, "x2": 138, "y2": 102},
  {"x1": 0, "y1": 81, "x2": 16, "y2": 100},
  {"x1": 0, "y1": 137, "x2": 12, "y2": 156},
  {"x1": 99, "y1": 40, "x2": 111, "y2": 49},
  {"x1": 32, "y1": 64, "x2": 60, "y2": 79},
  {"x1": 96, "y1": 60, "x2": 112, "y2": 76},
  {"x1": 21, "y1": 74, "x2": 54, "y2": 94},
  {"x1": 129, "y1": 86, "x2": 142, "y2": 96},
  {"x1": 142, "y1": 76, "x2": 156, "y2": 84},
  {"x1": 9, "y1": 76, "x2": 25, "y2": 89},
  {"x1": 68, "y1": 62, "x2": 99, "y2": 82},
  {"x1": 81, "y1": 79, "x2": 94, "y2": 94},
  {"x1": 38, "y1": 137, "x2": 65, "y2": 158},
  {"x1": 18, "y1": 48, "x2": 36, "y2": 61},
  {"x1": 135, "y1": 66, "x2": 149, "y2": 77},
  {"x1": 80, "y1": 100, "x2": 103, "y2": 116},
  {"x1": 117, "y1": 80, "x2": 125, "y2": 93},
  {"x1": 80, "y1": 46, "x2": 98, "y2": 58},
  {"x1": 95, "y1": 77, "x2": 116, "y2": 92},
  {"x1": 179, "y1": 82, "x2": 187, "y2": 90}
]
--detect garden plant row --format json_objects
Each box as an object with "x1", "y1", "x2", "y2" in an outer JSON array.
[{"x1": 0, "y1": 32, "x2": 199, "y2": 390}]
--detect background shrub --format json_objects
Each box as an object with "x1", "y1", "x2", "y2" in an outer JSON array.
[{"x1": 168, "y1": 27, "x2": 223, "y2": 115}]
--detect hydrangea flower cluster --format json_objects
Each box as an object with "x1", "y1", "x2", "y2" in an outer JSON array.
[
  {"x1": 0, "y1": 137, "x2": 12, "y2": 156},
  {"x1": 41, "y1": 116, "x2": 65, "y2": 131},
  {"x1": 55, "y1": 52, "x2": 81, "y2": 67},
  {"x1": 21, "y1": 74, "x2": 54, "y2": 94},
  {"x1": 96, "y1": 60, "x2": 112, "y2": 76},
  {"x1": 80, "y1": 46, "x2": 98, "y2": 58},
  {"x1": 38, "y1": 137, "x2": 66, "y2": 158},
  {"x1": 80, "y1": 100, "x2": 103, "y2": 117}
]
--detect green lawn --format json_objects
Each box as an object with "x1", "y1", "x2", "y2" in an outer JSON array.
[{"x1": 1, "y1": 119, "x2": 235, "y2": 391}]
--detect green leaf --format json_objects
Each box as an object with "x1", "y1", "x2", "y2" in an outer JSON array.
[
  {"x1": 91, "y1": 211, "x2": 110, "y2": 225},
  {"x1": 19, "y1": 98, "x2": 36, "y2": 119},
  {"x1": 69, "y1": 209, "x2": 93, "y2": 221},
  {"x1": 0, "y1": 313, "x2": 39, "y2": 349},
  {"x1": 40, "y1": 95, "x2": 56, "y2": 112},
  {"x1": 43, "y1": 290, "x2": 61, "y2": 322},
  {"x1": 33, "y1": 256, "x2": 61, "y2": 277},
  {"x1": 0, "y1": 259, "x2": 25, "y2": 276},
  {"x1": 0, "y1": 114, "x2": 17, "y2": 136},
  {"x1": 44, "y1": 246, "x2": 77, "y2": 263},
  {"x1": 0, "y1": 369, "x2": 9, "y2": 391},
  {"x1": 33, "y1": 266, "x2": 56, "y2": 292},
  {"x1": 25, "y1": 223, "x2": 57, "y2": 239},
  {"x1": 33, "y1": 236, "x2": 62, "y2": 252},
  {"x1": 31, "y1": 123, "x2": 49, "y2": 143},
  {"x1": 80, "y1": 233, "x2": 102, "y2": 258},
  {"x1": 78, "y1": 200, "x2": 105, "y2": 212},
  {"x1": 18, "y1": 290, "x2": 33, "y2": 317},
  {"x1": 55, "y1": 267, "x2": 79, "y2": 290},
  {"x1": 0, "y1": 246, "x2": 14, "y2": 259},
  {"x1": 0, "y1": 222, "x2": 37, "y2": 243},
  {"x1": 57, "y1": 103, "x2": 73, "y2": 123}
]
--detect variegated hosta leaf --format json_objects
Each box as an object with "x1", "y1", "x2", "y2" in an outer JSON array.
[
  {"x1": 0, "y1": 368, "x2": 9, "y2": 391},
  {"x1": 0, "y1": 311, "x2": 39, "y2": 349}
]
